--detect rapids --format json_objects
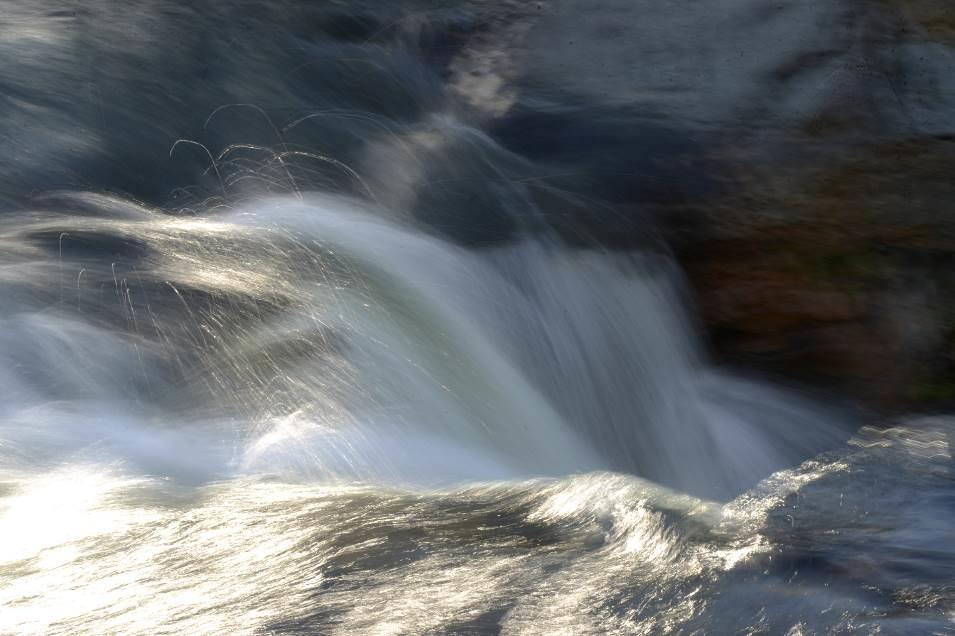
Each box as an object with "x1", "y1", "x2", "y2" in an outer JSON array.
[{"x1": 2, "y1": 1, "x2": 954, "y2": 634}]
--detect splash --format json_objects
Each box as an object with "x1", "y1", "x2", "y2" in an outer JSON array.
[{"x1": 0, "y1": 192, "x2": 843, "y2": 497}]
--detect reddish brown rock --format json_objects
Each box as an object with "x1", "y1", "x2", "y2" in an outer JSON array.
[{"x1": 681, "y1": 137, "x2": 955, "y2": 409}]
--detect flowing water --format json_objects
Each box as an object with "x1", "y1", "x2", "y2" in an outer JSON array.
[{"x1": 2, "y1": 2, "x2": 955, "y2": 634}]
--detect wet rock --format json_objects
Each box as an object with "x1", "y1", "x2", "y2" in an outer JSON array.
[
  {"x1": 682, "y1": 137, "x2": 955, "y2": 408},
  {"x1": 475, "y1": 0, "x2": 955, "y2": 409}
]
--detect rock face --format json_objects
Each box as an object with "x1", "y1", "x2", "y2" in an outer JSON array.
[
  {"x1": 686, "y1": 137, "x2": 955, "y2": 408},
  {"x1": 459, "y1": 0, "x2": 955, "y2": 409},
  {"x1": 665, "y1": 0, "x2": 955, "y2": 408}
]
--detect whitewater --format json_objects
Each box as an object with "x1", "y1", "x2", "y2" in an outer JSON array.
[{"x1": 2, "y1": 1, "x2": 955, "y2": 634}]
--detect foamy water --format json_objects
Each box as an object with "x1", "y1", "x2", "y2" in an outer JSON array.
[{"x1": 2, "y1": 1, "x2": 954, "y2": 633}]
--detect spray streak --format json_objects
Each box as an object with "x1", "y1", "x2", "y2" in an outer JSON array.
[{"x1": 2, "y1": 1, "x2": 953, "y2": 633}]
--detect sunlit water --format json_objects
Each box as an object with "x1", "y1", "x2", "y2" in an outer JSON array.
[
  {"x1": 1, "y1": 194, "x2": 952, "y2": 634},
  {"x1": 2, "y1": 1, "x2": 955, "y2": 633}
]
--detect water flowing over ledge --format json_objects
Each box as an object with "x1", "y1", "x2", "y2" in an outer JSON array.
[{"x1": 2, "y1": 1, "x2": 955, "y2": 633}]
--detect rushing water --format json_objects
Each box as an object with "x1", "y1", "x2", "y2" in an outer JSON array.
[{"x1": 2, "y1": 2, "x2": 955, "y2": 634}]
